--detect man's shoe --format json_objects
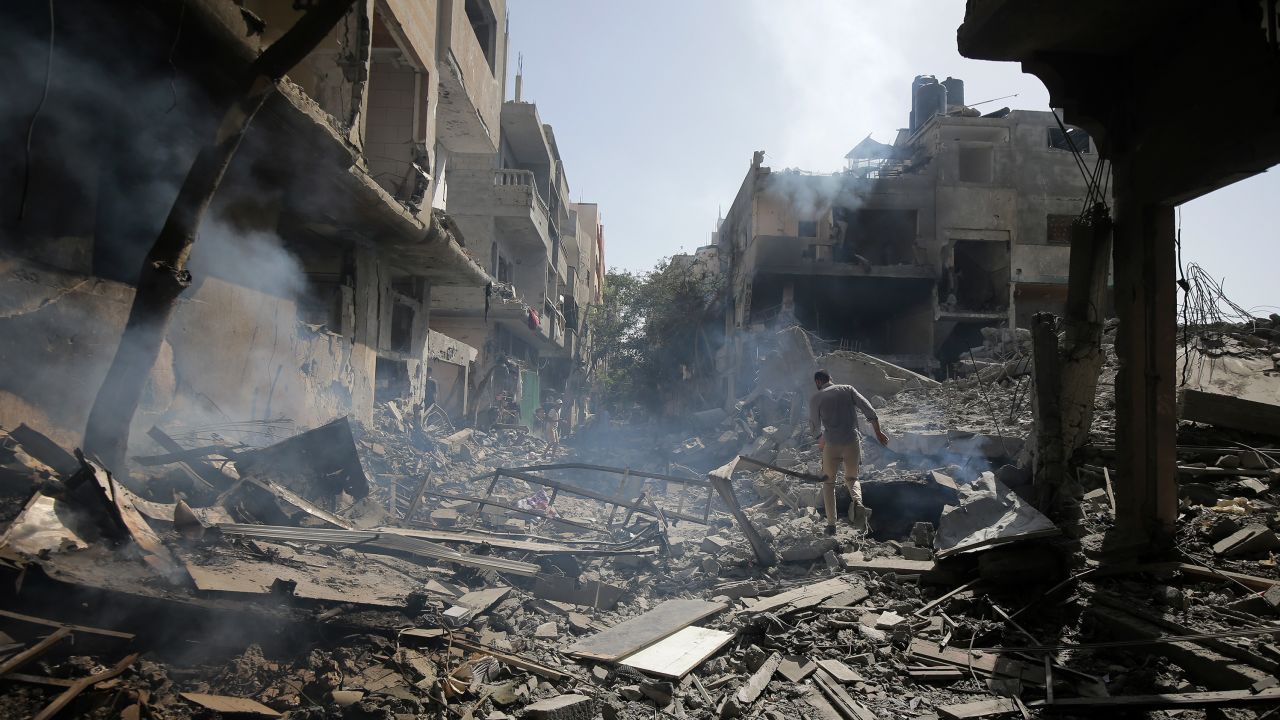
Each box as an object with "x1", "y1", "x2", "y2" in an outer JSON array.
[
  {"x1": 848, "y1": 503, "x2": 870, "y2": 533},
  {"x1": 824, "y1": 524, "x2": 837, "y2": 536}
]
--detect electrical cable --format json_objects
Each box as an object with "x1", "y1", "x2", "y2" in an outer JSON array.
[{"x1": 18, "y1": 0, "x2": 55, "y2": 223}]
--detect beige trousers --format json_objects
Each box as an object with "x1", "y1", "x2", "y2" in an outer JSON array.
[{"x1": 821, "y1": 440, "x2": 862, "y2": 525}]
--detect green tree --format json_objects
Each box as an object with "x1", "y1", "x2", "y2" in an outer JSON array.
[{"x1": 588, "y1": 257, "x2": 724, "y2": 415}]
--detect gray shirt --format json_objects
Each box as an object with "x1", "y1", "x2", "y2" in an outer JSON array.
[{"x1": 809, "y1": 383, "x2": 879, "y2": 445}]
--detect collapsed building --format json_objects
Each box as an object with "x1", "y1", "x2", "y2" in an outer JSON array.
[
  {"x1": 0, "y1": 0, "x2": 603, "y2": 450},
  {"x1": 716, "y1": 76, "x2": 1099, "y2": 403}
]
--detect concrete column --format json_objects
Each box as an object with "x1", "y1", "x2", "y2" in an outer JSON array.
[
  {"x1": 350, "y1": 246, "x2": 382, "y2": 425},
  {"x1": 1110, "y1": 157, "x2": 1178, "y2": 548}
]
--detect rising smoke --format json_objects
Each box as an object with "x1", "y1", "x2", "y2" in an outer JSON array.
[{"x1": 0, "y1": 3, "x2": 327, "y2": 450}]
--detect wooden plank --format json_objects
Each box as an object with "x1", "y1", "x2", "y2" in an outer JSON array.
[
  {"x1": 0, "y1": 628, "x2": 71, "y2": 675},
  {"x1": 619, "y1": 626, "x2": 734, "y2": 679},
  {"x1": 812, "y1": 668, "x2": 879, "y2": 720},
  {"x1": 815, "y1": 659, "x2": 863, "y2": 684},
  {"x1": 31, "y1": 653, "x2": 138, "y2": 720},
  {"x1": 914, "y1": 579, "x2": 980, "y2": 618},
  {"x1": 0, "y1": 672, "x2": 76, "y2": 687},
  {"x1": 1037, "y1": 686, "x2": 1280, "y2": 710},
  {"x1": 566, "y1": 599, "x2": 727, "y2": 663},
  {"x1": 937, "y1": 698, "x2": 1020, "y2": 719},
  {"x1": 743, "y1": 578, "x2": 853, "y2": 615},
  {"x1": 181, "y1": 693, "x2": 282, "y2": 717},
  {"x1": 0, "y1": 609, "x2": 134, "y2": 640},
  {"x1": 908, "y1": 638, "x2": 1042, "y2": 683}
]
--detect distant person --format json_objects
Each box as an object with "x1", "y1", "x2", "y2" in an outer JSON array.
[
  {"x1": 547, "y1": 399, "x2": 563, "y2": 445},
  {"x1": 809, "y1": 369, "x2": 889, "y2": 535},
  {"x1": 425, "y1": 367, "x2": 438, "y2": 408}
]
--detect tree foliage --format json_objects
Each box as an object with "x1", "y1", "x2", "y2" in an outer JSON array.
[{"x1": 588, "y1": 257, "x2": 724, "y2": 414}]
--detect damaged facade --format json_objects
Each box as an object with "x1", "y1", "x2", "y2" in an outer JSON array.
[
  {"x1": 0, "y1": 0, "x2": 603, "y2": 449},
  {"x1": 716, "y1": 76, "x2": 1100, "y2": 404},
  {"x1": 431, "y1": 95, "x2": 606, "y2": 430}
]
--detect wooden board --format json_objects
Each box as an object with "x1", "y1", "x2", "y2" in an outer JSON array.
[
  {"x1": 566, "y1": 599, "x2": 727, "y2": 663},
  {"x1": 908, "y1": 638, "x2": 1043, "y2": 684},
  {"x1": 181, "y1": 692, "x2": 281, "y2": 717},
  {"x1": 743, "y1": 578, "x2": 854, "y2": 615},
  {"x1": 1035, "y1": 686, "x2": 1280, "y2": 709},
  {"x1": 619, "y1": 626, "x2": 734, "y2": 679},
  {"x1": 815, "y1": 658, "x2": 863, "y2": 684},
  {"x1": 812, "y1": 668, "x2": 878, "y2": 720}
]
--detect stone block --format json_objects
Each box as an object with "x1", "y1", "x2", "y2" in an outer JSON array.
[{"x1": 524, "y1": 694, "x2": 595, "y2": 720}]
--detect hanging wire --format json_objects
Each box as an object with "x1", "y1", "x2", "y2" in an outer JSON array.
[
  {"x1": 18, "y1": 0, "x2": 56, "y2": 223},
  {"x1": 165, "y1": 0, "x2": 186, "y2": 112}
]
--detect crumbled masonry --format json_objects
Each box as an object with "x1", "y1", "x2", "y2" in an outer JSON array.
[{"x1": 0, "y1": 319, "x2": 1277, "y2": 719}]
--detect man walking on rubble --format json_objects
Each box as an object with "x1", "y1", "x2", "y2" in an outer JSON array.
[{"x1": 810, "y1": 369, "x2": 889, "y2": 535}]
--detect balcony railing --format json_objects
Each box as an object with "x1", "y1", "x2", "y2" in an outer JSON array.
[{"x1": 493, "y1": 169, "x2": 551, "y2": 217}]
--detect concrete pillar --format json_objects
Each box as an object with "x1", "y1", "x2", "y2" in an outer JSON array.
[
  {"x1": 1110, "y1": 157, "x2": 1178, "y2": 548},
  {"x1": 350, "y1": 246, "x2": 382, "y2": 424}
]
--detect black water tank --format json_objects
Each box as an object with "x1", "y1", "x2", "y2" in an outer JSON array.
[
  {"x1": 942, "y1": 76, "x2": 965, "y2": 107},
  {"x1": 910, "y1": 75, "x2": 937, "y2": 131},
  {"x1": 915, "y1": 81, "x2": 948, "y2": 129}
]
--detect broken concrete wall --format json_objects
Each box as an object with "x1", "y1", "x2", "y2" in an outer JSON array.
[
  {"x1": 428, "y1": 329, "x2": 478, "y2": 419},
  {"x1": 815, "y1": 351, "x2": 940, "y2": 399},
  {"x1": 0, "y1": 256, "x2": 358, "y2": 451}
]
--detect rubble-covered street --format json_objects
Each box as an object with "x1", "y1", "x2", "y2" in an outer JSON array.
[{"x1": 0, "y1": 315, "x2": 1278, "y2": 720}]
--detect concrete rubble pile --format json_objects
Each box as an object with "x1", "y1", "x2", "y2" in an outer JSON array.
[{"x1": 0, "y1": 330, "x2": 1278, "y2": 719}]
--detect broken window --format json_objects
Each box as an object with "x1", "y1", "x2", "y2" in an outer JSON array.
[
  {"x1": 1046, "y1": 214, "x2": 1075, "y2": 245},
  {"x1": 842, "y1": 208, "x2": 917, "y2": 264},
  {"x1": 1048, "y1": 127, "x2": 1091, "y2": 153},
  {"x1": 390, "y1": 301, "x2": 414, "y2": 354},
  {"x1": 465, "y1": 0, "x2": 498, "y2": 74},
  {"x1": 797, "y1": 220, "x2": 818, "y2": 238},
  {"x1": 951, "y1": 240, "x2": 1010, "y2": 311},
  {"x1": 957, "y1": 146, "x2": 994, "y2": 183},
  {"x1": 374, "y1": 357, "x2": 411, "y2": 403},
  {"x1": 298, "y1": 276, "x2": 346, "y2": 332}
]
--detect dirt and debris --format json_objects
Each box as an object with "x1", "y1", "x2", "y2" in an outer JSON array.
[{"x1": 0, "y1": 323, "x2": 1277, "y2": 719}]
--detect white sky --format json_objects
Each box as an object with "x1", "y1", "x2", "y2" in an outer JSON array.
[{"x1": 507, "y1": 0, "x2": 1280, "y2": 313}]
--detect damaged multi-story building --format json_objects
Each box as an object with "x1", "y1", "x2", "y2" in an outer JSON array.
[
  {"x1": 430, "y1": 92, "x2": 606, "y2": 429},
  {"x1": 0, "y1": 0, "x2": 602, "y2": 449},
  {"x1": 717, "y1": 76, "x2": 1100, "y2": 400}
]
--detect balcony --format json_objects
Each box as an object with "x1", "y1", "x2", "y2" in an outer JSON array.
[
  {"x1": 492, "y1": 170, "x2": 553, "y2": 254},
  {"x1": 445, "y1": 168, "x2": 552, "y2": 254}
]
